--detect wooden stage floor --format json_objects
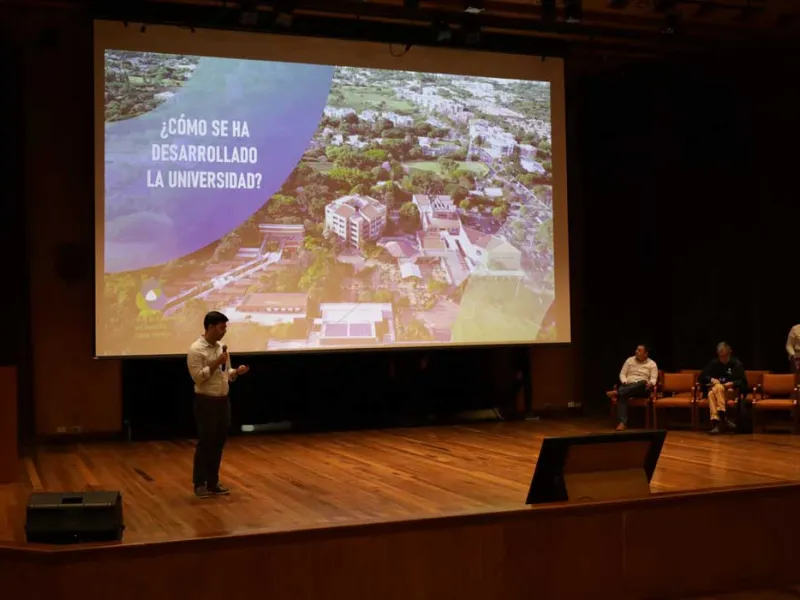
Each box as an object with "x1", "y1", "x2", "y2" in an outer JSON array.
[{"x1": 2, "y1": 418, "x2": 800, "y2": 546}]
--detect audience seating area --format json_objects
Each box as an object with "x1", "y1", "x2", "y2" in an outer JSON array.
[{"x1": 610, "y1": 371, "x2": 800, "y2": 432}]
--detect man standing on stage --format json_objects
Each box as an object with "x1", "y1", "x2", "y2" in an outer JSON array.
[
  {"x1": 187, "y1": 311, "x2": 249, "y2": 498},
  {"x1": 786, "y1": 323, "x2": 800, "y2": 373},
  {"x1": 699, "y1": 342, "x2": 746, "y2": 435},
  {"x1": 608, "y1": 344, "x2": 658, "y2": 431}
]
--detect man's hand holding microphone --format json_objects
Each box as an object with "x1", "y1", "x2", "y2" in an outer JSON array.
[
  {"x1": 214, "y1": 345, "x2": 229, "y2": 372},
  {"x1": 214, "y1": 345, "x2": 249, "y2": 378}
]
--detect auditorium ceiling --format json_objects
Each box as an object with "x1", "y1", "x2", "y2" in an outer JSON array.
[{"x1": 13, "y1": 0, "x2": 800, "y2": 54}]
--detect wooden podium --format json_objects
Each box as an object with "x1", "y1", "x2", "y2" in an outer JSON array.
[{"x1": 0, "y1": 366, "x2": 18, "y2": 483}]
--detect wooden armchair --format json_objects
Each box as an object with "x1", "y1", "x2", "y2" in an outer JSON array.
[
  {"x1": 752, "y1": 374, "x2": 800, "y2": 433},
  {"x1": 679, "y1": 369, "x2": 702, "y2": 383},
  {"x1": 654, "y1": 373, "x2": 697, "y2": 429},
  {"x1": 725, "y1": 370, "x2": 770, "y2": 426},
  {"x1": 608, "y1": 381, "x2": 656, "y2": 429},
  {"x1": 742, "y1": 370, "x2": 770, "y2": 401}
]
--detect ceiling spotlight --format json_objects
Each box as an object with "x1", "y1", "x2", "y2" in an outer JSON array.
[
  {"x1": 275, "y1": 11, "x2": 293, "y2": 28},
  {"x1": 273, "y1": 0, "x2": 295, "y2": 27},
  {"x1": 239, "y1": 2, "x2": 260, "y2": 27},
  {"x1": 432, "y1": 20, "x2": 453, "y2": 42},
  {"x1": 565, "y1": 0, "x2": 582, "y2": 23},
  {"x1": 464, "y1": 1, "x2": 485, "y2": 15},
  {"x1": 462, "y1": 19, "x2": 482, "y2": 44},
  {"x1": 662, "y1": 12, "x2": 681, "y2": 34}
]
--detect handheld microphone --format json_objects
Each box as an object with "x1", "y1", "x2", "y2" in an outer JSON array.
[{"x1": 221, "y1": 345, "x2": 228, "y2": 371}]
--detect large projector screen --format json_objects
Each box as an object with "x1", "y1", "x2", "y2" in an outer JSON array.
[{"x1": 94, "y1": 21, "x2": 570, "y2": 356}]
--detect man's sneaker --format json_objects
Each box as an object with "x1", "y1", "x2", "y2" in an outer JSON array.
[
  {"x1": 209, "y1": 484, "x2": 230, "y2": 496},
  {"x1": 710, "y1": 422, "x2": 722, "y2": 435},
  {"x1": 725, "y1": 419, "x2": 737, "y2": 432},
  {"x1": 194, "y1": 485, "x2": 211, "y2": 499}
]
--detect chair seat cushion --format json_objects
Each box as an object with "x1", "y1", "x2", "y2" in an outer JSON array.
[
  {"x1": 655, "y1": 397, "x2": 693, "y2": 408},
  {"x1": 753, "y1": 399, "x2": 795, "y2": 411}
]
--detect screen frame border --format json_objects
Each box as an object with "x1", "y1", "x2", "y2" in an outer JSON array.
[{"x1": 93, "y1": 20, "x2": 571, "y2": 358}]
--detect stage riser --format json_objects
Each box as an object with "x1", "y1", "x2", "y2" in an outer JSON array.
[{"x1": 3, "y1": 483, "x2": 800, "y2": 600}]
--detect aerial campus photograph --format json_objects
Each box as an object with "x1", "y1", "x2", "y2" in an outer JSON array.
[{"x1": 102, "y1": 51, "x2": 556, "y2": 355}]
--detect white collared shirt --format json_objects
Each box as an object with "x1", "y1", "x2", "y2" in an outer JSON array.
[
  {"x1": 187, "y1": 337, "x2": 233, "y2": 397},
  {"x1": 619, "y1": 356, "x2": 658, "y2": 386},
  {"x1": 787, "y1": 325, "x2": 800, "y2": 357}
]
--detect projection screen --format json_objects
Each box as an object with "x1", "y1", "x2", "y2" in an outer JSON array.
[{"x1": 94, "y1": 20, "x2": 570, "y2": 356}]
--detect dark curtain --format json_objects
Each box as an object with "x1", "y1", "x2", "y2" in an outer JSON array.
[{"x1": 571, "y1": 55, "x2": 800, "y2": 410}]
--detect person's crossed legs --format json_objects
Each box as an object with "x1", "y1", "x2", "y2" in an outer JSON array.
[
  {"x1": 614, "y1": 380, "x2": 649, "y2": 431},
  {"x1": 707, "y1": 383, "x2": 736, "y2": 434}
]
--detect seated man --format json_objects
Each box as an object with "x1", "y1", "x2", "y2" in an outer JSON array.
[
  {"x1": 608, "y1": 345, "x2": 658, "y2": 431},
  {"x1": 699, "y1": 342, "x2": 747, "y2": 435},
  {"x1": 787, "y1": 323, "x2": 800, "y2": 373}
]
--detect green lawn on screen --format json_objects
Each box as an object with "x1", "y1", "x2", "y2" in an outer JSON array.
[
  {"x1": 406, "y1": 160, "x2": 490, "y2": 178},
  {"x1": 334, "y1": 86, "x2": 415, "y2": 112},
  {"x1": 451, "y1": 277, "x2": 552, "y2": 344}
]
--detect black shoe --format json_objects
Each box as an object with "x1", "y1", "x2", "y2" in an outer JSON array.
[
  {"x1": 209, "y1": 484, "x2": 230, "y2": 496},
  {"x1": 194, "y1": 484, "x2": 211, "y2": 499},
  {"x1": 725, "y1": 419, "x2": 737, "y2": 432},
  {"x1": 710, "y1": 422, "x2": 721, "y2": 435}
]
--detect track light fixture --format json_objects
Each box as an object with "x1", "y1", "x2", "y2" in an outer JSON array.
[
  {"x1": 432, "y1": 20, "x2": 453, "y2": 43},
  {"x1": 662, "y1": 12, "x2": 681, "y2": 34},
  {"x1": 239, "y1": 2, "x2": 259, "y2": 27},
  {"x1": 274, "y1": 0, "x2": 295, "y2": 28},
  {"x1": 462, "y1": 17, "x2": 482, "y2": 44},
  {"x1": 564, "y1": 0, "x2": 583, "y2": 23},
  {"x1": 464, "y1": 1, "x2": 485, "y2": 15}
]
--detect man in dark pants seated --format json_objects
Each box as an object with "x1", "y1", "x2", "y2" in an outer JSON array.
[
  {"x1": 607, "y1": 345, "x2": 658, "y2": 431},
  {"x1": 699, "y1": 342, "x2": 747, "y2": 435}
]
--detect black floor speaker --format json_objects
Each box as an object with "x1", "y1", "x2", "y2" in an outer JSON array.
[{"x1": 25, "y1": 491, "x2": 124, "y2": 544}]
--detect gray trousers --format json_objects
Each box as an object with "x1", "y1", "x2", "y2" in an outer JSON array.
[{"x1": 192, "y1": 394, "x2": 231, "y2": 488}]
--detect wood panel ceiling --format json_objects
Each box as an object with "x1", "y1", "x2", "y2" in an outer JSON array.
[
  {"x1": 9, "y1": 0, "x2": 800, "y2": 55},
  {"x1": 141, "y1": 0, "x2": 800, "y2": 33}
]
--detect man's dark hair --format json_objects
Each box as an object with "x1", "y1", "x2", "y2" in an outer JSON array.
[
  {"x1": 637, "y1": 344, "x2": 649, "y2": 353},
  {"x1": 203, "y1": 311, "x2": 229, "y2": 330}
]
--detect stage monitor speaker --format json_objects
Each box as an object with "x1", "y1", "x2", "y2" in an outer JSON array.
[
  {"x1": 25, "y1": 491, "x2": 124, "y2": 544},
  {"x1": 525, "y1": 430, "x2": 667, "y2": 504}
]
